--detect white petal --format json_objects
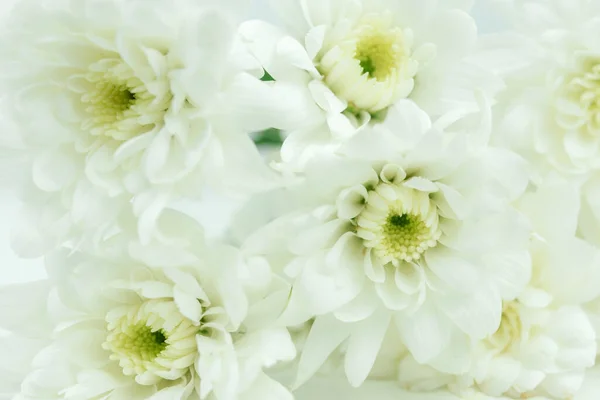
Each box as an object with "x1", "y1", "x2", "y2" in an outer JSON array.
[
  {"x1": 375, "y1": 269, "x2": 411, "y2": 311},
  {"x1": 32, "y1": 148, "x2": 78, "y2": 192},
  {"x1": 478, "y1": 356, "x2": 522, "y2": 396},
  {"x1": 173, "y1": 286, "x2": 203, "y2": 324},
  {"x1": 403, "y1": 177, "x2": 439, "y2": 193},
  {"x1": 435, "y1": 285, "x2": 502, "y2": 339},
  {"x1": 147, "y1": 383, "x2": 190, "y2": 400},
  {"x1": 424, "y1": 246, "x2": 480, "y2": 292},
  {"x1": 305, "y1": 25, "x2": 327, "y2": 60},
  {"x1": 541, "y1": 371, "x2": 585, "y2": 399},
  {"x1": 484, "y1": 251, "x2": 531, "y2": 300},
  {"x1": 290, "y1": 219, "x2": 350, "y2": 255},
  {"x1": 482, "y1": 147, "x2": 529, "y2": 201},
  {"x1": 236, "y1": 328, "x2": 296, "y2": 366},
  {"x1": 308, "y1": 80, "x2": 346, "y2": 113},
  {"x1": 0, "y1": 281, "x2": 51, "y2": 336},
  {"x1": 240, "y1": 372, "x2": 294, "y2": 400},
  {"x1": 539, "y1": 237, "x2": 600, "y2": 304},
  {"x1": 278, "y1": 36, "x2": 320, "y2": 75},
  {"x1": 294, "y1": 315, "x2": 351, "y2": 389},
  {"x1": 517, "y1": 177, "x2": 580, "y2": 239},
  {"x1": 11, "y1": 204, "x2": 66, "y2": 259},
  {"x1": 426, "y1": 326, "x2": 470, "y2": 374},
  {"x1": 163, "y1": 268, "x2": 209, "y2": 302},
  {"x1": 432, "y1": 183, "x2": 466, "y2": 219},
  {"x1": 397, "y1": 356, "x2": 452, "y2": 391},
  {"x1": 394, "y1": 302, "x2": 451, "y2": 363},
  {"x1": 334, "y1": 286, "x2": 379, "y2": 322},
  {"x1": 383, "y1": 100, "x2": 432, "y2": 146},
  {"x1": 344, "y1": 310, "x2": 391, "y2": 387},
  {"x1": 364, "y1": 248, "x2": 385, "y2": 283},
  {"x1": 420, "y1": 9, "x2": 476, "y2": 61},
  {"x1": 336, "y1": 185, "x2": 369, "y2": 220}
]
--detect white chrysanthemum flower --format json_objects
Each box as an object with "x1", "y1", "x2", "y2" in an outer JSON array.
[
  {"x1": 570, "y1": 173, "x2": 600, "y2": 355},
  {"x1": 398, "y1": 177, "x2": 600, "y2": 399},
  {"x1": 488, "y1": 0, "x2": 600, "y2": 176},
  {"x1": 0, "y1": 0, "x2": 282, "y2": 255},
  {"x1": 401, "y1": 304, "x2": 597, "y2": 399},
  {"x1": 242, "y1": 100, "x2": 531, "y2": 388},
  {"x1": 239, "y1": 0, "x2": 500, "y2": 169},
  {"x1": 0, "y1": 211, "x2": 295, "y2": 400}
]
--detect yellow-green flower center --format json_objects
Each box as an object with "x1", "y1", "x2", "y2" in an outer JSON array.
[
  {"x1": 379, "y1": 212, "x2": 433, "y2": 261},
  {"x1": 488, "y1": 302, "x2": 522, "y2": 353},
  {"x1": 555, "y1": 55, "x2": 600, "y2": 137},
  {"x1": 82, "y1": 79, "x2": 138, "y2": 130},
  {"x1": 75, "y1": 58, "x2": 172, "y2": 142},
  {"x1": 317, "y1": 13, "x2": 419, "y2": 113},
  {"x1": 356, "y1": 183, "x2": 441, "y2": 265},
  {"x1": 103, "y1": 300, "x2": 200, "y2": 385},
  {"x1": 354, "y1": 27, "x2": 406, "y2": 81},
  {"x1": 91, "y1": 81, "x2": 136, "y2": 115},
  {"x1": 380, "y1": 209, "x2": 438, "y2": 263},
  {"x1": 108, "y1": 323, "x2": 168, "y2": 362}
]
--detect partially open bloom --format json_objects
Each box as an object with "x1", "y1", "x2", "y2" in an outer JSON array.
[
  {"x1": 243, "y1": 100, "x2": 531, "y2": 388},
  {"x1": 0, "y1": 211, "x2": 295, "y2": 400},
  {"x1": 0, "y1": 0, "x2": 281, "y2": 255},
  {"x1": 240, "y1": 0, "x2": 499, "y2": 169},
  {"x1": 398, "y1": 177, "x2": 600, "y2": 399},
  {"x1": 489, "y1": 0, "x2": 600, "y2": 176}
]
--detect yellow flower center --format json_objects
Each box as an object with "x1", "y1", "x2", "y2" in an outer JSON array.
[
  {"x1": 487, "y1": 302, "x2": 522, "y2": 353},
  {"x1": 354, "y1": 25, "x2": 406, "y2": 81},
  {"x1": 555, "y1": 55, "x2": 600, "y2": 137}
]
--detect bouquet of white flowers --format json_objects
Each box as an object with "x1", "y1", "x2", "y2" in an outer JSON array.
[{"x1": 1, "y1": 0, "x2": 600, "y2": 399}]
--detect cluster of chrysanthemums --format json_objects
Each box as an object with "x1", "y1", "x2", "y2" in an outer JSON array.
[{"x1": 1, "y1": 0, "x2": 600, "y2": 399}]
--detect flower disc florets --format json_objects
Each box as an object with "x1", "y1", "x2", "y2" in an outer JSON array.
[
  {"x1": 103, "y1": 300, "x2": 199, "y2": 385},
  {"x1": 318, "y1": 12, "x2": 418, "y2": 113},
  {"x1": 357, "y1": 182, "x2": 441, "y2": 264},
  {"x1": 78, "y1": 59, "x2": 171, "y2": 141}
]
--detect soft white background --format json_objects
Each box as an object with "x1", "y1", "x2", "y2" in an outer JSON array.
[{"x1": 1, "y1": 0, "x2": 599, "y2": 399}]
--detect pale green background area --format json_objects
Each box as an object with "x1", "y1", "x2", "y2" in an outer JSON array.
[{"x1": 0, "y1": 1, "x2": 598, "y2": 399}]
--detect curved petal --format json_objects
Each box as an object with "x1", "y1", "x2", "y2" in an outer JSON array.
[
  {"x1": 424, "y1": 246, "x2": 480, "y2": 292},
  {"x1": 364, "y1": 248, "x2": 385, "y2": 283},
  {"x1": 394, "y1": 301, "x2": 452, "y2": 363},
  {"x1": 344, "y1": 310, "x2": 392, "y2": 387},
  {"x1": 375, "y1": 269, "x2": 411, "y2": 311},
  {"x1": 240, "y1": 372, "x2": 294, "y2": 400},
  {"x1": 294, "y1": 315, "x2": 351, "y2": 389},
  {"x1": 434, "y1": 285, "x2": 502, "y2": 339}
]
